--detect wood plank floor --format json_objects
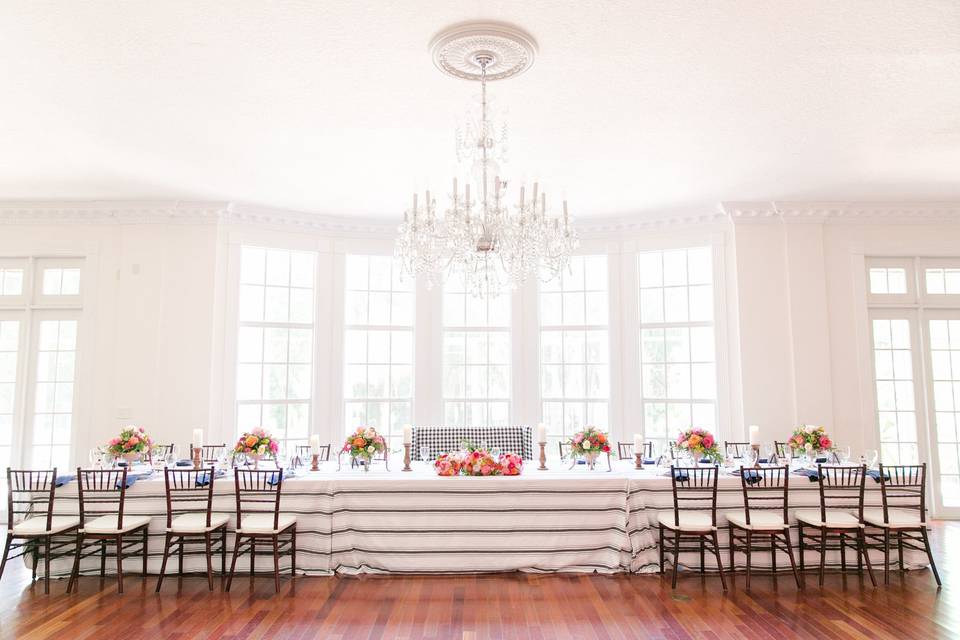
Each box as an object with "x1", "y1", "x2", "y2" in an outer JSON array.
[{"x1": 0, "y1": 522, "x2": 956, "y2": 640}]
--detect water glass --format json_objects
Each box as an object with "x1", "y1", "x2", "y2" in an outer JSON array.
[{"x1": 420, "y1": 446, "x2": 431, "y2": 462}]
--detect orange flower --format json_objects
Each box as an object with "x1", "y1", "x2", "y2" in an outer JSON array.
[
  {"x1": 352, "y1": 437, "x2": 366, "y2": 447},
  {"x1": 244, "y1": 435, "x2": 258, "y2": 447},
  {"x1": 597, "y1": 434, "x2": 606, "y2": 443},
  {"x1": 687, "y1": 434, "x2": 702, "y2": 447}
]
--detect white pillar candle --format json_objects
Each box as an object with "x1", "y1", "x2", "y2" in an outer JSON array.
[
  {"x1": 749, "y1": 424, "x2": 760, "y2": 445},
  {"x1": 192, "y1": 428, "x2": 204, "y2": 449},
  {"x1": 634, "y1": 433, "x2": 644, "y2": 451},
  {"x1": 309, "y1": 434, "x2": 321, "y2": 455},
  {"x1": 403, "y1": 424, "x2": 413, "y2": 444},
  {"x1": 537, "y1": 423, "x2": 547, "y2": 444}
]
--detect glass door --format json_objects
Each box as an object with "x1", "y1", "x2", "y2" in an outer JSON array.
[{"x1": 923, "y1": 310, "x2": 960, "y2": 516}]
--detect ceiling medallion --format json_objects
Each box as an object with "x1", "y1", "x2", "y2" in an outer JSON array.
[{"x1": 396, "y1": 22, "x2": 578, "y2": 298}]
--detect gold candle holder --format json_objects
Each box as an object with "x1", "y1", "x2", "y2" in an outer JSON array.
[
  {"x1": 403, "y1": 443, "x2": 412, "y2": 471},
  {"x1": 311, "y1": 453, "x2": 319, "y2": 471},
  {"x1": 192, "y1": 446, "x2": 202, "y2": 470},
  {"x1": 635, "y1": 452, "x2": 642, "y2": 470},
  {"x1": 538, "y1": 442, "x2": 547, "y2": 470}
]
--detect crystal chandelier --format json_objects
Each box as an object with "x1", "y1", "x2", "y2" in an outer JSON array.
[{"x1": 395, "y1": 23, "x2": 579, "y2": 297}]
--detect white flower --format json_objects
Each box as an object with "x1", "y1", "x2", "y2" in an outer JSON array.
[
  {"x1": 804, "y1": 442, "x2": 813, "y2": 451},
  {"x1": 583, "y1": 440, "x2": 592, "y2": 449},
  {"x1": 805, "y1": 425, "x2": 815, "y2": 434},
  {"x1": 363, "y1": 428, "x2": 375, "y2": 439},
  {"x1": 366, "y1": 445, "x2": 375, "y2": 454}
]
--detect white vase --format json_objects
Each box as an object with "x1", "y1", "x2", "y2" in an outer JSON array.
[{"x1": 584, "y1": 451, "x2": 600, "y2": 470}]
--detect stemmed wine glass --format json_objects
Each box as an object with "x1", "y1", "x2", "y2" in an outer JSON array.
[
  {"x1": 838, "y1": 446, "x2": 852, "y2": 464},
  {"x1": 862, "y1": 449, "x2": 879, "y2": 469}
]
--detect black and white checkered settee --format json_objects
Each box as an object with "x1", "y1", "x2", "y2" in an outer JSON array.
[{"x1": 411, "y1": 426, "x2": 534, "y2": 460}]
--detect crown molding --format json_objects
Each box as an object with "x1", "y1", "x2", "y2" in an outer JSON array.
[
  {"x1": 723, "y1": 201, "x2": 960, "y2": 225},
  {"x1": 0, "y1": 201, "x2": 228, "y2": 225}
]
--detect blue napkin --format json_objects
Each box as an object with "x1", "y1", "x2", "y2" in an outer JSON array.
[
  {"x1": 867, "y1": 469, "x2": 890, "y2": 483},
  {"x1": 757, "y1": 458, "x2": 769, "y2": 464},
  {"x1": 266, "y1": 472, "x2": 283, "y2": 486},
  {"x1": 793, "y1": 468, "x2": 820, "y2": 482},
  {"x1": 175, "y1": 459, "x2": 193, "y2": 467},
  {"x1": 672, "y1": 470, "x2": 690, "y2": 483},
  {"x1": 117, "y1": 473, "x2": 149, "y2": 489},
  {"x1": 741, "y1": 470, "x2": 762, "y2": 484},
  {"x1": 699, "y1": 457, "x2": 711, "y2": 464},
  {"x1": 195, "y1": 470, "x2": 226, "y2": 486},
  {"x1": 642, "y1": 458, "x2": 656, "y2": 465},
  {"x1": 816, "y1": 456, "x2": 829, "y2": 464},
  {"x1": 55, "y1": 474, "x2": 75, "y2": 487}
]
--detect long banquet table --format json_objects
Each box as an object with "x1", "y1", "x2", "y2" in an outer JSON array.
[{"x1": 37, "y1": 460, "x2": 929, "y2": 577}]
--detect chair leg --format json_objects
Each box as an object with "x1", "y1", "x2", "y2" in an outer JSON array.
[
  {"x1": 290, "y1": 526, "x2": 296, "y2": 577},
  {"x1": 770, "y1": 533, "x2": 777, "y2": 582},
  {"x1": 818, "y1": 528, "x2": 827, "y2": 587},
  {"x1": 66, "y1": 532, "x2": 83, "y2": 594},
  {"x1": 898, "y1": 531, "x2": 905, "y2": 572},
  {"x1": 31, "y1": 540, "x2": 37, "y2": 582},
  {"x1": 204, "y1": 532, "x2": 214, "y2": 591},
  {"x1": 671, "y1": 530, "x2": 681, "y2": 588},
  {"x1": 658, "y1": 526, "x2": 665, "y2": 574},
  {"x1": 699, "y1": 537, "x2": 705, "y2": 575},
  {"x1": 115, "y1": 535, "x2": 124, "y2": 594},
  {"x1": 840, "y1": 532, "x2": 847, "y2": 573},
  {"x1": 782, "y1": 529, "x2": 802, "y2": 589},
  {"x1": 100, "y1": 540, "x2": 106, "y2": 577},
  {"x1": 221, "y1": 529, "x2": 227, "y2": 576},
  {"x1": 178, "y1": 536, "x2": 184, "y2": 577},
  {"x1": 142, "y1": 528, "x2": 149, "y2": 576},
  {"x1": 728, "y1": 525, "x2": 735, "y2": 578},
  {"x1": 920, "y1": 527, "x2": 942, "y2": 587},
  {"x1": 857, "y1": 530, "x2": 864, "y2": 576},
  {"x1": 745, "y1": 531, "x2": 753, "y2": 591},
  {"x1": 884, "y1": 529, "x2": 891, "y2": 585},
  {"x1": 43, "y1": 536, "x2": 51, "y2": 595},
  {"x1": 225, "y1": 536, "x2": 243, "y2": 592},
  {"x1": 250, "y1": 539, "x2": 256, "y2": 576},
  {"x1": 798, "y1": 522, "x2": 805, "y2": 573},
  {"x1": 156, "y1": 532, "x2": 172, "y2": 592},
  {"x1": 272, "y1": 536, "x2": 280, "y2": 593},
  {"x1": 0, "y1": 533, "x2": 12, "y2": 583},
  {"x1": 711, "y1": 531, "x2": 727, "y2": 591},
  {"x1": 858, "y1": 528, "x2": 877, "y2": 587}
]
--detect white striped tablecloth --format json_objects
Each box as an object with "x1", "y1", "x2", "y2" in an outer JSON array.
[{"x1": 37, "y1": 461, "x2": 929, "y2": 577}]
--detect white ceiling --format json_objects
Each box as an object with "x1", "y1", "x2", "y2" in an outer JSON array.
[{"x1": 1, "y1": 1, "x2": 958, "y2": 219}]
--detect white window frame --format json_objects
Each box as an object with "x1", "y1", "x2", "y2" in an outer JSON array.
[{"x1": 865, "y1": 257, "x2": 916, "y2": 305}]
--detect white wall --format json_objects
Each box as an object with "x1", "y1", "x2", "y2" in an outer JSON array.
[{"x1": 2, "y1": 201, "x2": 959, "y2": 467}]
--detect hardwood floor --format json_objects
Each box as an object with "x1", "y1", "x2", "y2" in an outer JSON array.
[{"x1": 0, "y1": 523, "x2": 956, "y2": 640}]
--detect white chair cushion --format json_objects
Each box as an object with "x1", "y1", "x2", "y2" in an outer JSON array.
[
  {"x1": 237, "y1": 513, "x2": 296, "y2": 534},
  {"x1": 863, "y1": 508, "x2": 924, "y2": 529},
  {"x1": 795, "y1": 509, "x2": 863, "y2": 528},
  {"x1": 725, "y1": 510, "x2": 789, "y2": 530},
  {"x1": 168, "y1": 513, "x2": 230, "y2": 533},
  {"x1": 83, "y1": 514, "x2": 152, "y2": 534},
  {"x1": 657, "y1": 511, "x2": 715, "y2": 532},
  {"x1": 12, "y1": 515, "x2": 80, "y2": 536}
]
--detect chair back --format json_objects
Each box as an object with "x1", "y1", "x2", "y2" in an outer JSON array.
[
  {"x1": 774, "y1": 441, "x2": 789, "y2": 459},
  {"x1": 76, "y1": 468, "x2": 130, "y2": 531},
  {"x1": 194, "y1": 443, "x2": 226, "y2": 464},
  {"x1": 669, "y1": 465, "x2": 719, "y2": 528},
  {"x1": 163, "y1": 467, "x2": 217, "y2": 529},
  {"x1": 150, "y1": 443, "x2": 176, "y2": 462},
  {"x1": 617, "y1": 441, "x2": 655, "y2": 460},
  {"x1": 5, "y1": 468, "x2": 58, "y2": 530},
  {"x1": 816, "y1": 464, "x2": 867, "y2": 522},
  {"x1": 738, "y1": 465, "x2": 790, "y2": 527},
  {"x1": 725, "y1": 441, "x2": 751, "y2": 459},
  {"x1": 558, "y1": 442, "x2": 571, "y2": 459},
  {"x1": 292, "y1": 444, "x2": 331, "y2": 467},
  {"x1": 878, "y1": 463, "x2": 927, "y2": 524},
  {"x1": 234, "y1": 469, "x2": 283, "y2": 532}
]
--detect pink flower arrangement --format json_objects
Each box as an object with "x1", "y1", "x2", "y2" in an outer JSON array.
[
  {"x1": 107, "y1": 425, "x2": 152, "y2": 457},
  {"x1": 433, "y1": 448, "x2": 524, "y2": 477},
  {"x1": 788, "y1": 425, "x2": 833, "y2": 454},
  {"x1": 342, "y1": 426, "x2": 386, "y2": 461},
  {"x1": 567, "y1": 426, "x2": 611, "y2": 458},
  {"x1": 233, "y1": 427, "x2": 280, "y2": 458},
  {"x1": 675, "y1": 428, "x2": 722, "y2": 463}
]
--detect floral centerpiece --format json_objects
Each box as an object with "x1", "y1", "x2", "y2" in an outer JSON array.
[
  {"x1": 567, "y1": 426, "x2": 611, "y2": 469},
  {"x1": 107, "y1": 425, "x2": 152, "y2": 463},
  {"x1": 675, "y1": 428, "x2": 722, "y2": 464},
  {"x1": 788, "y1": 425, "x2": 832, "y2": 461},
  {"x1": 234, "y1": 427, "x2": 279, "y2": 469},
  {"x1": 433, "y1": 445, "x2": 524, "y2": 477},
  {"x1": 342, "y1": 426, "x2": 386, "y2": 472}
]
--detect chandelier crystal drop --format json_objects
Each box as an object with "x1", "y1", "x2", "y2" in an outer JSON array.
[{"x1": 395, "y1": 24, "x2": 579, "y2": 298}]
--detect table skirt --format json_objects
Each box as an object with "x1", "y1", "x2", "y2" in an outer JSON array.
[{"x1": 27, "y1": 465, "x2": 930, "y2": 578}]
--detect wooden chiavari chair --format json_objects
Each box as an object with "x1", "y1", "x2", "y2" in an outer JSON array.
[
  {"x1": 658, "y1": 465, "x2": 727, "y2": 590},
  {"x1": 616, "y1": 441, "x2": 655, "y2": 460},
  {"x1": 0, "y1": 468, "x2": 80, "y2": 594},
  {"x1": 862, "y1": 463, "x2": 940, "y2": 586},
  {"x1": 225, "y1": 469, "x2": 297, "y2": 593},
  {"x1": 194, "y1": 444, "x2": 227, "y2": 465},
  {"x1": 155, "y1": 467, "x2": 229, "y2": 592},
  {"x1": 725, "y1": 465, "x2": 802, "y2": 590},
  {"x1": 796, "y1": 464, "x2": 876, "y2": 587},
  {"x1": 774, "y1": 441, "x2": 789, "y2": 460},
  {"x1": 724, "y1": 441, "x2": 752, "y2": 459},
  {"x1": 558, "y1": 442, "x2": 571, "y2": 460},
  {"x1": 66, "y1": 468, "x2": 151, "y2": 594}
]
